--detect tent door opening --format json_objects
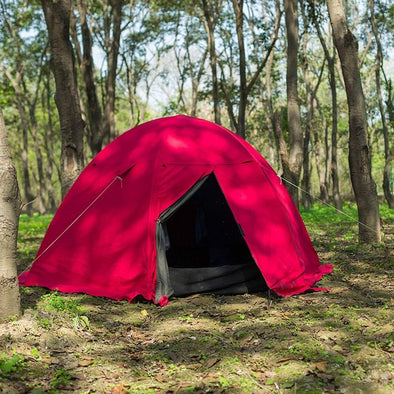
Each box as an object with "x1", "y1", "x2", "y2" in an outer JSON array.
[{"x1": 155, "y1": 173, "x2": 267, "y2": 303}]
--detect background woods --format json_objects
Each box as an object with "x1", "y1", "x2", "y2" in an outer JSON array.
[
  {"x1": 0, "y1": 0, "x2": 393, "y2": 239},
  {"x1": 0, "y1": 1, "x2": 393, "y2": 390}
]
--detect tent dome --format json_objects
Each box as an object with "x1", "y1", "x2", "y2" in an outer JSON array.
[{"x1": 19, "y1": 115, "x2": 332, "y2": 305}]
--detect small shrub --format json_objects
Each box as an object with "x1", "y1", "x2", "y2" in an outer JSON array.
[
  {"x1": 50, "y1": 368, "x2": 72, "y2": 389},
  {"x1": 38, "y1": 292, "x2": 90, "y2": 330},
  {"x1": 39, "y1": 292, "x2": 84, "y2": 315},
  {"x1": 0, "y1": 354, "x2": 25, "y2": 377}
]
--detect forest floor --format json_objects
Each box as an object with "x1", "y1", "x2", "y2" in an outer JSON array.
[{"x1": 0, "y1": 205, "x2": 393, "y2": 393}]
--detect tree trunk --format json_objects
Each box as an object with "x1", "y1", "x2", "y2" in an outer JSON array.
[
  {"x1": 385, "y1": 79, "x2": 393, "y2": 125},
  {"x1": 43, "y1": 71, "x2": 60, "y2": 212},
  {"x1": 26, "y1": 61, "x2": 47, "y2": 214},
  {"x1": 173, "y1": 11, "x2": 187, "y2": 113},
  {"x1": 189, "y1": 47, "x2": 208, "y2": 117},
  {"x1": 30, "y1": 108, "x2": 47, "y2": 214},
  {"x1": 369, "y1": 0, "x2": 394, "y2": 209},
  {"x1": 265, "y1": 47, "x2": 281, "y2": 171},
  {"x1": 327, "y1": 0, "x2": 381, "y2": 243},
  {"x1": 102, "y1": 0, "x2": 123, "y2": 146},
  {"x1": 314, "y1": 99, "x2": 330, "y2": 203},
  {"x1": 227, "y1": 0, "x2": 280, "y2": 138},
  {"x1": 300, "y1": 2, "x2": 325, "y2": 210},
  {"x1": 284, "y1": 0, "x2": 303, "y2": 208},
  {"x1": 265, "y1": 1, "x2": 282, "y2": 171},
  {"x1": 300, "y1": 52, "x2": 312, "y2": 210},
  {"x1": 42, "y1": 0, "x2": 85, "y2": 199},
  {"x1": 0, "y1": 107, "x2": 21, "y2": 320},
  {"x1": 300, "y1": 63, "x2": 322, "y2": 211},
  {"x1": 325, "y1": 45, "x2": 342, "y2": 210},
  {"x1": 1, "y1": 9, "x2": 35, "y2": 214},
  {"x1": 329, "y1": 56, "x2": 343, "y2": 212},
  {"x1": 202, "y1": 0, "x2": 221, "y2": 125},
  {"x1": 3, "y1": 69, "x2": 35, "y2": 215},
  {"x1": 76, "y1": 0, "x2": 104, "y2": 156},
  {"x1": 273, "y1": 108, "x2": 292, "y2": 183},
  {"x1": 231, "y1": 0, "x2": 247, "y2": 138},
  {"x1": 309, "y1": 2, "x2": 343, "y2": 211}
]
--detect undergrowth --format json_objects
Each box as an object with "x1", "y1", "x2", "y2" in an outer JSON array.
[{"x1": 2, "y1": 203, "x2": 392, "y2": 393}]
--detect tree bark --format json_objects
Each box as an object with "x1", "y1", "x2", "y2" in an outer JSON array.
[
  {"x1": 314, "y1": 98, "x2": 330, "y2": 203},
  {"x1": 264, "y1": 47, "x2": 280, "y2": 170},
  {"x1": 300, "y1": 57, "x2": 324, "y2": 210},
  {"x1": 273, "y1": 108, "x2": 292, "y2": 183},
  {"x1": 309, "y1": 1, "x2": 343, "y2": 211},
  {"x1": 189, "y1": 47, "x2": 208, "y2": 117},
  {"x1": 264, "y1": 2, "x2": 282, "y2": 170},
  {"x1": 369, "y1": 0, "x2": 394, "y2": 208},
  {"x1": 76, "y1": 0, "x2": 104, "y2": 157},
  {"x1": 0, "y1": 107, "x2": 21, "y2": 320},
  {"x1": 28, "y1": 76, "x2": 47, "y2": 214},
  {"x1": 284, "y1": 0, "x2": 303, "y2": 208},
  {"x1": 201, "y1": 0, "x2": 221, "y2": 125},
  {"x1": 173, "y1": 10, "x2": 187, "y2": 113},
  {"x1": 42, "y1": 70, "x2": 60, "y2": 212},
  {"x1": 102, "y1": 0, "x2": 123, "y2": 146},
  {"x1": 231, "y1": 0, "x2": 247, "y2": 138},
  {"x1": 0, "y1": 6, "x2": 35, "y2": 215},
  {"x1": 327, "y1": 0, "x2": 381, "y2": 242},
  {"x1": 2, "y1": 69, "x2": 34, "y2": 216},
  {"x1": 300, "y1": 1, "x2": 324, "y2": 210},
  {"x1": 42, "y1": 0, "x2": 85, "y2": 199}
]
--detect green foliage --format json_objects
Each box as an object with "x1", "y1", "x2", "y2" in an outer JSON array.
[
  {"x1": 380, "y1": 204, "x2": 394, "y2": 220},
  {"x1": 0, "y1": 354, "x2": 25, "y2": 378},
  {"x1": 0, "y1": 0, "x2": 392, "y2": 215},
  {"x1": 4, "y1": 202, "x2": 393, "y2": 392},
  {"x1": 30, "y1": 348, "x2": 41, "y2": 360},
  {"x1": 18, "y1": 214, "x2": 53, "y2": 236},
  {"x1": 50, "y1": 368, "x2": 72, "y2": 389},
  {"x1": 36, "y1": 317, "x2": 53, "y2": 330},
  {"x1": 288, "y1": 342, "x2": 325, "y2": 361},
  {"x1": 300, "y1": 203, "x2": 359, "y2": 225},
  {"x1": 39, "y1": 292, "x2": 83, "y2": 315},
  {"x1": 17, "y1": 214, "x2": 53, "y2": 264},
  {"x1": 38, "y1": 292, "x2": 90, "y2": 330}
]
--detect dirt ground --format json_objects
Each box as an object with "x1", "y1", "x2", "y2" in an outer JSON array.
[{"x1": 0, "y1": 215, "x2": 393, "y2": 393}]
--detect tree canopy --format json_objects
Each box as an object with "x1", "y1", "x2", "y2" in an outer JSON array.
[{"x1": 0, "y1": 0, "x2": 392, "y2": 237}]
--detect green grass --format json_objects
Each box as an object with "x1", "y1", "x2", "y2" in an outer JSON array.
[
  {"x1": 5, "y1": 204, "x2": 393, "y2": 393},
  {"x1": 0, "y1": 354, "x2": 25, "y2": 377},
  {"x1": 17, "y1": 214, "x2": 53, "y2": 265},
  {"x1": 301, "y1": 202, "x2": 394, "y2": 232}
]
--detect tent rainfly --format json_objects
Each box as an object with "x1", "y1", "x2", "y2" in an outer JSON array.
[{"x1": 19, "y1": 115, "x2": 332, "y2": 305}]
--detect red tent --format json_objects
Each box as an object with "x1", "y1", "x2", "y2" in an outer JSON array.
[{"x1": 19, "y1": 115, "x2": 332, "y2": 305}]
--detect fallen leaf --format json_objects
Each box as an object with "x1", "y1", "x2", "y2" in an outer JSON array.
[
  {"x1": 78, "y1": 356, "x2": 94, "y2": 367},
  {"x1": 276, "y1": 357, "x2": 295, "y2": 364},
  {"x1": 140, "y1": 309, "x2": 148, "y2": 317},
  {"x1": 311, "y1": 361, "x2": 328, "y2": 372},
  {"x1": 111, "y1": 386, "x2": 128, "y2": 394},
  {"x1": 185, "y1": 294, "x2": 202, "y2": 300},
  {"x1": 206, "y1": 373, "x2": 219, "y2": 378},
  {"x1": 205, "y1": 357, "x2": 220, "y2": 368},
  {"x1": 240, "y1": 334, "x2": 254, "y2": 345},
  {"x1": 168, "y1": 351, "x2": 183, "y2": 362},
  {"x1": 188, "y1": 363, "x2": 201, "y2": 370}
]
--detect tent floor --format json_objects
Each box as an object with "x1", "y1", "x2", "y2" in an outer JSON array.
[{"x1": 169, "y1": 262, "x2": 267, "y2": 296}]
